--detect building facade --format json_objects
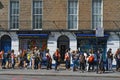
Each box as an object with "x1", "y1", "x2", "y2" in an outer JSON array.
[{"x1": 0, "y1": 0, "x2": 120, "y2": 64}]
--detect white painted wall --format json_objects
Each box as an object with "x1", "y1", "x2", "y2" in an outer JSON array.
[
  {"x1": 10, "y1": 32, "x2": 19, "y2": 56},
  {"x1": 107, "y1": 32, "x2": 119, "y2": 65},
  {"x1": 47, "y1": 32, "x2": 77, "y2": 64},
  {"x1": 0, "y1": 32, "x2": 19, "y2": 56},
  {"x1": 47, "y1": 32, "x2": 58, "y2": 64}
]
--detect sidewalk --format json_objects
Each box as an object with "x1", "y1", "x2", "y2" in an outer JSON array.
[{"x1": 0, "y1": 69, "x2": 120, "y2": 78}]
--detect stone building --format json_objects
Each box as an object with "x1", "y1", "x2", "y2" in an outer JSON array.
[{"x1": 0, "y1": 0, "x2": 120, "y2": 64}]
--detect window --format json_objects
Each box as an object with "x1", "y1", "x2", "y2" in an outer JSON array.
[
  {"x1": 92, "y1": 0, "x2": 103, "y2": 29},
  {"x1": 10, "y1": 0, "x2": 19, "y2": 29},
  {"x1": 68, "y1": 0, "x2": 78, "y2": 30},
  {"x1": 33, "y1": 0, "x2": 42, "y2": 29}
]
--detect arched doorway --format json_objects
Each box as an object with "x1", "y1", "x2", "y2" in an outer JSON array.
[
  {"x1": 57, "y1": 35, "x2": 69, "y2": 62},
  {"x1": 0, "y1": 35, "x2": 11, "y2": 53}
]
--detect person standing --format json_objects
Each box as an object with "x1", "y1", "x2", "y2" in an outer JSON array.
[
  {"x1": 88, "y1": 49, "x2": 94, "y2": 72},
  {"x1": 72, "y1": 50, "x2": 79, "y2": 71},
  {"x1": 64, "y1": 49, "x2": 71, "y2": 70},
  {"x1": 79, "y1": 53, "x2": 85, "y2": 72},
  {"x1": 0, "y1": 50, "x2": 4, "y2": 69},
  {"x1": 107, "y1": 48, "x2": 113, "y2": 71},
  {"x1": 31, "y1": 51, "x2": 35, "y2": 70},
  {"x1": 46, "y1": 49, "x2": 52, "y2": 70},
  {"x1": 114, "y1": 48, "x2": 120, "y2": 71},
  {"x1": 97, "y1": 50, "x2": 105, "y2": 74},
  {"x1": 53, "y1": 48, "x2": 61, "y2": 71},
  {"x1": 5, "y1": 51, "x2": 11, "y2": 69},
  {"x1": 11, "y1": 50, "x2": 15, "y2": 69}
]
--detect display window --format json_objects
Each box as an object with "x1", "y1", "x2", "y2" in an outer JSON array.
[{"x1": 19, "y1": 38, "x2": 47, "y2": 50}]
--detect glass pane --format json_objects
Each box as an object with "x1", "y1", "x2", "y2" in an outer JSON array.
[
  {"x1": 68, "y1": 1, "x2": 72, "y2": 8},
  {"x1": 39, "y1": 1, "x2": 42, "y2": 7},
  {"x1": 34, "y1": 2, "x2": 38, "y2": 8},
  {"x1": 10, "y1": 1, "x2": 19, "y2": 29},
  {"x1": 33, "y1": 15, "x2": 42, "y2": 29},
  {"x1": 73, "y1": 1, "x2": 77, "y2": 8},
  {"x1": 68, "y1": 15, "x2": 72, "y2": 29},
  {"x1": 74, "y1": 15, "x2": 77, "y2": 28},
  {"x1": 16, "y1": 2, "x2": 19, "y2": 8},
  {"x1": 37, "y1": 8, "x2": 42, "y2": 14},
  {"x1": 74, "y1": 8, "x2": 77, "y2": 14}
]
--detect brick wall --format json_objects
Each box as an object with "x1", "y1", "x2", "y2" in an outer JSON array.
[
  {"x1": 0, "y1": 0, "x2": 9, "y2": 30},
  {"x1": 103, "y1": 0, "x2": 120, "y2": 30},
  {"x1": 19, "y1": 0, "x2": 32, "y2": 30},
  {"x1": 0, "y1": 0, "x2": 120, "y2": 31},
  {"x1": 43, "y1": 0, "x2": 67, "y2": 30},
  {"x1": 79, "y1": 0, "x2": 91, "y2": 30}
]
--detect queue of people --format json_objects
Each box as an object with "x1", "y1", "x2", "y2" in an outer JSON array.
[
  {"x1": 0, "y1": 47, "x2": 120, "y2": 74},
  {"x1": 53, "y1": 48, "x2": 115, "y2": 73},
  {"x1": 0, "y1": 47, "x2": 52, "y2": 70}
]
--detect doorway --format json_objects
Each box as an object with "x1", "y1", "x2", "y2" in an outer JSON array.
[
  {"x1": 57, "y1": 35, "x2": 69, "y2": 62},
  {"x1": 0, "y1": 35, "x2": 11, "y2": 53}
]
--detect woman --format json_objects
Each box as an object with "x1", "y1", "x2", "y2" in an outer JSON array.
[
  {"x1": 11, "y1": 50, "x2": 15, "y2": 69},
  {"x1": 22, "y1": 50, "x2": 28, "y2": 69},
  {"x1": 114, "y1": 48, "x2": 120, "y2": 71},
  {"x1": 79, "y1": 53, "x2": 85, "y2": 72},
  {"x1": 64, "y1": 49, "x2": 71, "y2": 70},
  {"x1": 46, "y1": 49, "x2": 52, "y2": 70},
  {"x1": 53, "y1": 48, "x2": 61, "y2": 71},
  {"x1": 31, "y1": 51, "x2": 35, "y2": 70},
  {"x1": 0, "y1": 50, "x2": 4, "y2": 69},
  {"x1": 5, "y1": 51, "x2": 11, "y2": 69},
  {"x1": 107, "y1": 48, "x2": 113, "y2": 71},
  {"x1": 72, "y1": 50, "x2": 79, "y2": 71}
]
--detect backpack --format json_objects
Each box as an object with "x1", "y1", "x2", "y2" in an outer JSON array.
[
  {"x1": 27, "y1": 53, "x2": 31, "y2": 61},
  {"x1": 80, "y1": 54, "x2": 85, "y2": 63},
  {"x1": 117, "y1": 53, "x2": 120, "y2": 59},
  {"x1": 88, "y1": 55, "x2": 94, "y2": 63},
  {"x1": 53, "y1": 53, "x2": 57, "y2": 60},
  {"x1": 65, "y1": 52, "x2": 70, "y2": 60}
]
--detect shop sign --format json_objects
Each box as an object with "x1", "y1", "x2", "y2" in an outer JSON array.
[
  {"x1": 107, "y1": 43, "x2": 114, "y2": 45},
  {"x1": 48, "y1": 41, "x2": 54, "y2": 44},
  {"x1": 96, "y1": 27, "x2": 104, "y2": 37}
]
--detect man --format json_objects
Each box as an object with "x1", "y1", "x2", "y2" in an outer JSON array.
[
  {"x1": 107, "y1": 48, "x2": 113, "y2": 71},
  {"x1": 64, "y1": 49, "x2": 71, "y2": 70}
]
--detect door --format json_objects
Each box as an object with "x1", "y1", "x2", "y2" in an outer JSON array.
[
  {"x1": 1, "y1": 35, "x2": 11, "y2": 53},
  {"x1": 57, "y1": 35, "x2": 69, "y2": 62}
]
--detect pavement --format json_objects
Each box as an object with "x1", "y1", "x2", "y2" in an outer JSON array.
[{"x1": 0, "y1": 68, "x2": 120, "y2": 78}]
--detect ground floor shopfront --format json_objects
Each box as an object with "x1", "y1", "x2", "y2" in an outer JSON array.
[{"x1": 0, "y1": 31, "x2": 119, "y2": 65}]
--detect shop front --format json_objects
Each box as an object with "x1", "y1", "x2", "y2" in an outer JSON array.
[
  {"x1": 76, "y1": 33, "x2": 108, "y2": 61},
  {"x1": 17, "y1": 32, "x2": 48, "y2": 51}
]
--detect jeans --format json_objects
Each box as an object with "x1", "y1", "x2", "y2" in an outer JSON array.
[
  {"x1": 72, "y1": 59, "x2": 79, "y2": 69},
  {"x1": 55, "y1": 60, "x2": 60, "y2": 70},
  {"x1": 65, "y1": 60, "x2": 70, "y2": 69},
  {"x1": 108, "y1": 58, "x2": 112, "y2": 71}
]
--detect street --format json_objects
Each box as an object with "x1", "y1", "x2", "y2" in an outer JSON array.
[{"x1": 0, "y1": 75, "x2": 120, "y2": 80}]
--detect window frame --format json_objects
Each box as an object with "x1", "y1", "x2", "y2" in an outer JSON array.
[
  {"x1": 92, "y1": 0, "x2": 103, "y2": 30},
  {"x1": 9, "y1": 0, "x2": 19, "y2": 30},
  {"x1": 67, "y1": 0, "x2": 79, "y2": 30},
  {"x1": 32, "y1": 0, "x2": 43, "y2": 30}
]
